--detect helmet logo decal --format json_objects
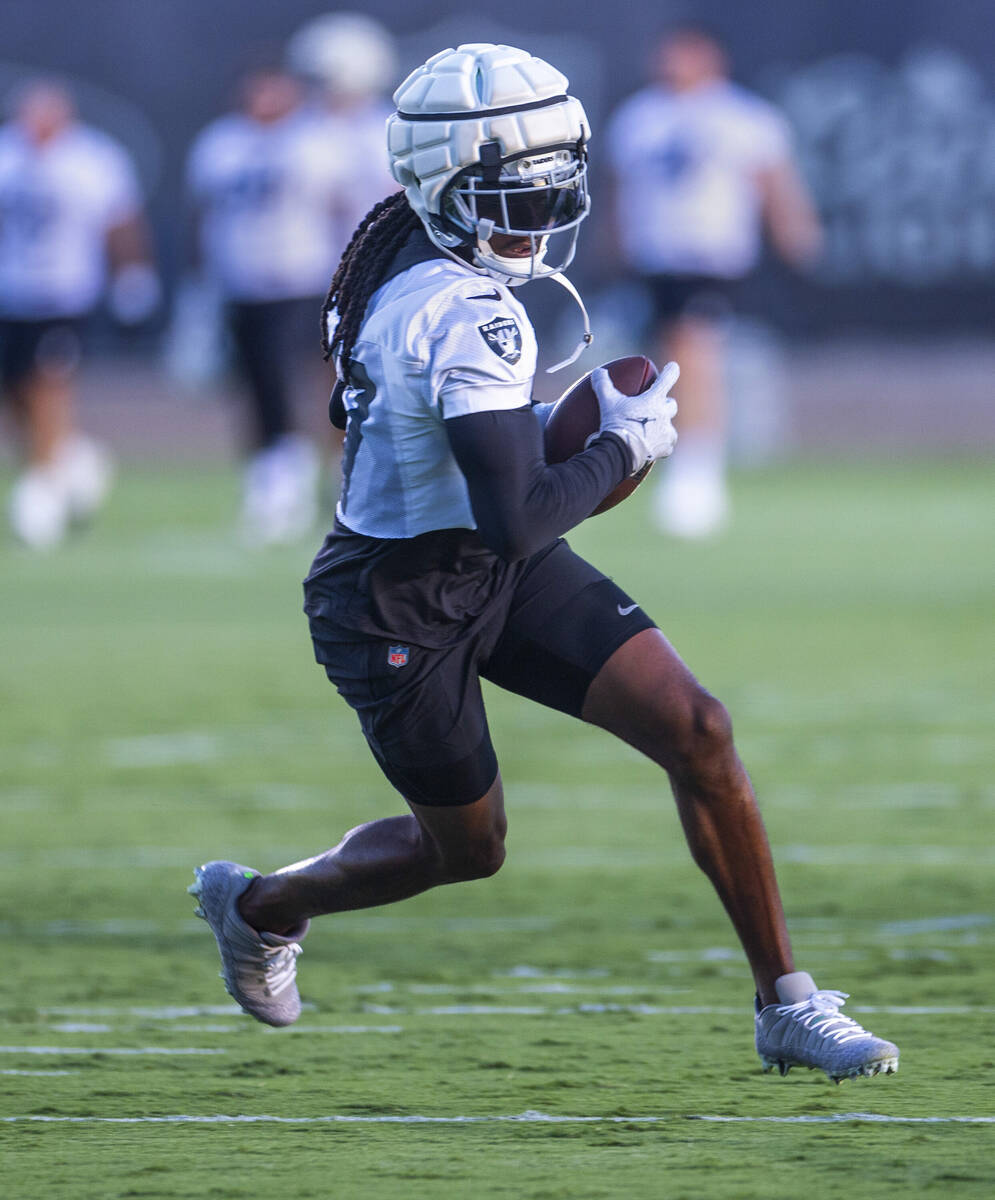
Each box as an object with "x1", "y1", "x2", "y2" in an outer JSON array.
[{"x1": 478, "y1": 316, "x2": 522, "y2": 364}]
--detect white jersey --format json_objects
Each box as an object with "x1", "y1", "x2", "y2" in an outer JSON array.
[
  {"x1": 0, "y1": 123, "x2": 141, "y2": 318},
  {"x1": 336, "y1": 243, "x2": 537, "y2": 540},
  {"x1": 608, "y1": 80, "x2": 792, "y2": 278},
  {"x1": 306, "y1": 101, "x2": 396, "y2": 261},
  {"x1": 187, "y1": 111, "x2": 348, "y2": 302}
]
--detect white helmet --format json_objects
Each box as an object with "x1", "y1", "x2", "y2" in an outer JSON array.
[
  {"x1": 387, "y1": 43, "x2": 591, "y2": 287},
  {"x1": 286, "y1": 12, "x2": 397, "y2": 99}
]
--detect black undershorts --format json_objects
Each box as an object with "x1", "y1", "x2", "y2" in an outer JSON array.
[
  {"x1": 305, "y1": 538, "x2": 655, "y2": 807},
  {"x1": 0, "y1": 317, "x2": 84, "y2": 386},
  {"x1": 643, "y1": 273, "x2": 740, "y2": 324}
]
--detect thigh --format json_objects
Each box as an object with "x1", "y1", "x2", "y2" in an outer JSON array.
[
  {"x1": 311, "y1": 629, "x2": 498, "y2": 808},
  {"x1": 581, "y1": 626, "x2": 722, "y2": 769},
  {"x1": 0, "y1": 319, "x2": 81, "y2": 387},
  {"x1": 647, "y1": 274, "x2": 737, "y2": 324},
  {"x1": 408, "y1": 771, "x2": 507, "y2": 859},
  {"x1": 481, "y1": 539, "x2": 656, "y2": 718}
]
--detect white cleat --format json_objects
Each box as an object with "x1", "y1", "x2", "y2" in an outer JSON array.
[
  {"x1": 57, "y1": 435, "x2": 113, "y2": 524},
  {"x1": 755, "y1": 971, "x2": 900, "y2": 1083},
  {"x1": 188, "y1": 861, "x2": 308, "y2": 1027},
  {"x1": 8, "y1": 467, "x2": 70, "y2": 549}
]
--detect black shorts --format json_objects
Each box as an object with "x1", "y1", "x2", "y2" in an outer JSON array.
[
  {"x1": 307, "y1": 539, "x2": 655, "y2": 807},
  {"x1": 0, "y1": 318, "x2": 84, "y2": 387},
  {"x1": 643, "y1": 273, "x2": 740, "y2": 324}
]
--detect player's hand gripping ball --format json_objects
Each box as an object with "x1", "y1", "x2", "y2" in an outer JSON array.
[{"x1": 543, "y1": 355, "x2": 678, "y2": 515}]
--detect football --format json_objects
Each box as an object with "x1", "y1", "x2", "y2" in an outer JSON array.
[{"x1": 543, "y1": 355, "x2": 659, "y2": 515}]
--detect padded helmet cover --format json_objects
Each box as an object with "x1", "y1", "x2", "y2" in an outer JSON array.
[{"x1": 387, "y1": 43, "x2": 590, "y2": 232}]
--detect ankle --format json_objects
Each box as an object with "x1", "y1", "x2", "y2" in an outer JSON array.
[{"x1": 237, "y1": 876, "x2": 294, "y2": 937}]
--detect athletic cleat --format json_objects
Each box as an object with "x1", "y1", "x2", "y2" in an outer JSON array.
[
  {"x1": 188, "y1": 860, "x2": 308, "y2": 1027},
  {"x1": 755, "y1": 971, "x2": 899, "y2": 1083}
]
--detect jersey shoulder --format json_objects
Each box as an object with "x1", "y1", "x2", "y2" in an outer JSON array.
[{"x1": 378, "y1": 257, "x2": 524, "y2": 331}]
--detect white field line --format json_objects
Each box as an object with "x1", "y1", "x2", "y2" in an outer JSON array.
[
  {"x1": 50, "y1": 1024, "x2": 113, "y2": 1034},
  {"x1": 2, "y1": 1111, "x2": 994, "y2": 1126},
  {"x1": 39, "y1": 1005, "x2": 248, "y2": 1019},
  {"x1": 156, "y1": 1025, "x2": 405, "y2": 1036},
  {"x1": 0, "y1": 1046, "x2": 225, "y2": 1056},
  {"x1": 35, "y1": 1003, "x2": 995, "y2": 1025},
  {"x1": 104, "y1": 732, "x2": 225, "y2": 768},
  {"x1": 353, "y1": 1003, "x2": 995, "y2": 1018},
  {"x1": 357, "y1": 982, "x2": 689, "y2": 997},
  {"x1": 877, "y1": 914, "x2": 992, "y2": 936},
  {"x1": 1, "y1": 1069, "x2": 77, "y2": 1077},
  {"x1": 691, "y1": 1113, "x2": 995, "y2": 1124}
]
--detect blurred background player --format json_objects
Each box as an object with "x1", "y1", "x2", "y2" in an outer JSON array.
[
  {"x1": 0, "y1": 78, "x2": 159, "y2": 549},
  {"x1": 285, "y1": 11, "x2": 398, "y2": 256},
  {"x1": 607, "y1": 25, "x2": 822, "y2": 537},
  {"x1": 185, "y1": 64, "x2": 343, "y2": 544}
]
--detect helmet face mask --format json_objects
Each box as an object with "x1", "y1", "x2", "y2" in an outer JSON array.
[{"x1": 439, "y1": 147, "x2": 589, "y2": 283}]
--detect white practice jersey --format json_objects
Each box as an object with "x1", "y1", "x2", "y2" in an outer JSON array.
[
  {"x1": 307, "y1": 101, "x2": 396, "y2": 259},
  {"x1": 608, "y1": 81, "x2": 792, "y2": 278},
  {"x1": 0, "y1": 124, "x2": 141, "y2": 318},
  {"x1": 336, "y1": 248, "x2": 537, "y2": 540},
  {"x1": 187, "y1": 111, "x2": 348, "y2": 302}
]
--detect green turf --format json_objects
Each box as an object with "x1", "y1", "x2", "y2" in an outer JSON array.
[{"x1": 1, "y1": 458, "x2": 993, "y2": 1199}]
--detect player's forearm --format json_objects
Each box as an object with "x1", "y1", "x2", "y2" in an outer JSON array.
[{"x1": 446, "y1": 407, "x2": 628, "y2": 560}]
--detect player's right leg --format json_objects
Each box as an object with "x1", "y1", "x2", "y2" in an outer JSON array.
[
  {"x1": 238, "y1": 773, "x2": 507, "y2": 934},
  {"x1": 189, "y1": 626, "x2": 508, "y2": 1023}
]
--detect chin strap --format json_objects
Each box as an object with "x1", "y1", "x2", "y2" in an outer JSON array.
[{"x1": 545, "y1": 272, "x2": 594, "y2": 374}]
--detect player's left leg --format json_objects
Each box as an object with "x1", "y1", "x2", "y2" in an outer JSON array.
[
  {"x1": 484, "y1": 543, "x2": 897, "y2": 1080},
  {"x1": 582, "y1": 627, "x2": 899, "y2": 1080}
]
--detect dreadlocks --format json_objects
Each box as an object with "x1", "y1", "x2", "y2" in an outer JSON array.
[{"x1": 320, "y1": 191, "x2": 420, "y2": 385}]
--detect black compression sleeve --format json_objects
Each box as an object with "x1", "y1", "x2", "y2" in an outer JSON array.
[{"x1": 445, "y1": 406, "x2": 630, "y2": 561}]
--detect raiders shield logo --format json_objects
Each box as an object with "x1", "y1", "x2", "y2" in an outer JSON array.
[
  {"x1": 387, "y1": 644, "x2": 410, "y2": 669},
  {"x1": 478, "y1": 316, "x2": 522, "y2": 365}
]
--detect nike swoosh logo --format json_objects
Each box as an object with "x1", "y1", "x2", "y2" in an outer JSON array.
[
  {"x1": 467, "y1": 289, "x2": 501, "y2": 300},
  {"x1": 617, "y1": 603, "x2": 639, "y2": 616}
]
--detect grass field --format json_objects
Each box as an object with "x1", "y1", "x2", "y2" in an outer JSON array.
[{"x1": 1, "y1": 457, "x2": 992, "y2": 1199}]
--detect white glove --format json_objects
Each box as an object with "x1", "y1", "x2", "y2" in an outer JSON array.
[{"x1": 590, "y1": 361, "x2": 680, "y2": 475}]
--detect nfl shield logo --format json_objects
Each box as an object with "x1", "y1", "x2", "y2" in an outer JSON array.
[
  {"x1": 387, "y1": 644, "x2": 410, "y2": 669},
  {"x1": 478, "y1": 316, "x2": 522, "y2": 364}
]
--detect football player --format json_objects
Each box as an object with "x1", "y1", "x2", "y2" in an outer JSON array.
[
  {"x1": 185, "y1": 66, "x2": 336, "y2": 544},
  {"x1": 190, "y1": 44, "x2": 896, "y2": 1083},
  {"x1": 608, "y1": 25, "x2": 822, "y2": 536},
  {"x1": 0, "y1": 79, "x2": 159, "y2": 548}
]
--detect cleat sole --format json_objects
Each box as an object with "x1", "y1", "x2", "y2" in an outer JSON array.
[{"x1": 826, "y1": 1056, "x2": 900, "y2": 1083}]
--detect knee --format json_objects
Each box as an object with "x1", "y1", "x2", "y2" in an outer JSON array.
[
  {"x1": 668, "y1": 690, "x2": 735, "y2": 772},
  {"x1": 441, "y1": 833, "x2": 506, "y2": 882}
]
